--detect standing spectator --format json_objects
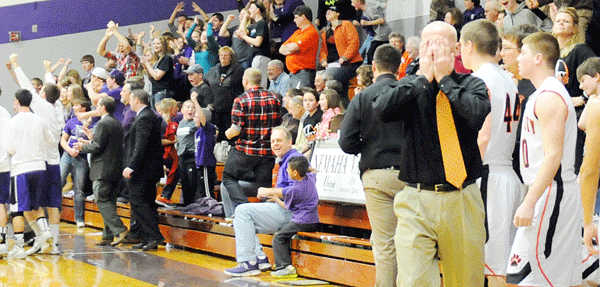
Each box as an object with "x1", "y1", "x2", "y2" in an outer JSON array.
[
  {"x1": 187, "y1": 17, "x2": 219, "y2": 76},
  {"x1": 351, "y1": 0, "x2": 392, "y2": 65},
  {"x1": 316, "y1": 0, "x2": 356, "y2": 29},
  {"x1": 204, "y1": 47, "x2": 245, "y2": 142},
  {"x1": 172, "y1": 36, "x2": 194, "y2": 102},
  {"x1": 190, "y1": 93, "x2": 218, "y2": 199},
  {"x1": 185, "y1": 64, "x2": 212, "y2": 108},
  {"x1": 223, "y1": 127, "x2": 303, "y2": 277},
  {"x1": 554, "y1": 7, "x2": 597, "y2": 173},
  {"x1": 97, "y1": 21, "x2": 140, "y2": 79},
  {"x1": 338, "y1": 44, "x2": 405, "y2": 287},
  {"x1": 319, "y1": 5, "x2": 363, "y2": 106},
  {"x1": 155, "y1": 99, "x2": 180, "y2": 208},
  {"x1": 76, "y1": 97, "x2": 129, "y2": 247},
  {"x1": 484, "y1": 0, "x2": 503, "y2": 23},
  {"x1": 140, "y1": 36, "x2": 174, "y2": 110},
  {"x1": 238, "y1": 2, "x2": 272, "y2": 89},
  {"x1": 59, "y1": 98, "x2": 95, "y2": 229},
  {"x1": 279, "y1": 5, "x2": 320, "y2": 88},
  {"x1": 463, "y1": 0, "x2": 485, "y2": 24},
  {"x1": 525, "y1": 0, "x2": 593, "y2": 43},
  {"x1": 221, "y1": 68, "x2": 281, "y2": 217},
  {"x1": 268, "y1": 60, "x2": 291, "y2": 95},
  {"x1": 373, "y1": 21, "x2": 490, "y2": 286},
  {"x1": 122, "y1": 89, "x2": 165, "y2": 251},
  {"x1": 175, "y1": 100, "x2": 202, "y2": 205},
  {"x1": 502, "y1": 0, "x2": 553, "y2": 32},
  {"x1": 220, "y1": 10, "x2": 254, "y2": 68},
  {"x1": 105, "y1": 70, "x2": 126, "y2": 122},
  {"x1": 271, "y1": 0, "x2": 305, "y2": 45},
  {"x1": 80, "y1": 54, "x2": 95, "y2": 87}
]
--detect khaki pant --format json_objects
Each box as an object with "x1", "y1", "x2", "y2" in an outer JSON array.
[
  {"x1": 362, "y1": 169, "x2": 405, "y2": 287},
  {"x1": 394, "y1": 183, "x2": 485, "y2": 287}
]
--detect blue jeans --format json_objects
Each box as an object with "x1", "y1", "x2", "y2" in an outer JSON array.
[
  {"x1": 233, "y1": 202, "x2": 292, "y2": 262},
  {"x1": 150, "y1": 89, "x2": 167, "y2": 111},
  {"x1": 60, "y1": 152, "x2": 89, "y2": 222}
]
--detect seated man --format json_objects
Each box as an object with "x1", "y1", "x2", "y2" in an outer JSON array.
[{"x1": 224, "y1": 127, "x2": 304, "y2": 276}]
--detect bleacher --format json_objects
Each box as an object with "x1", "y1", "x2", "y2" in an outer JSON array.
[{"x1": 61, "y1": 162, "x2": 376, "y2": 287}]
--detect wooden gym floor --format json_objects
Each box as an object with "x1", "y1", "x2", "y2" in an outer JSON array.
[{"x1": 0, "y1": 222, "x2": 339, "y2": 287}]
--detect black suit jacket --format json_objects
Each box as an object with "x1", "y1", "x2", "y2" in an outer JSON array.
[
  {"x1": 82, "y1": 114, "x2": 124, "y2": 182},
  {"x1": 124, "y1": 106, "x2": 164, "y2": 182}
]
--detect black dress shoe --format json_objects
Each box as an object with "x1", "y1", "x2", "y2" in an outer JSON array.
[
  {"x1": 132, "y1": 242, "x2": 146, "y2": 250},
  {"x1": 121, "y1": 237, "x2": 143, "y2": 245},
  {"x1": 142, "y1": 240, "x2": 164, "y2": 251}
]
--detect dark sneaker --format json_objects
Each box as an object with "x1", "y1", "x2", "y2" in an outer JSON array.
[
  {"x1": 224, "y1": 261, "x2": 261, "y2": 277},
  {"x1": 257, "y1": 257, "x2": 272, "y2": 271}
]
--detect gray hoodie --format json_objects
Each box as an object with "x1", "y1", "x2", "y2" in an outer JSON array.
[{"x1": 503, "y1": 1, "x2": 553, "y2": 32}]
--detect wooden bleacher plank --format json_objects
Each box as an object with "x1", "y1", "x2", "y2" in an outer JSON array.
[
  {"x1": 297, "y1": 231, "x2": 371, "y2": 247},
  {"x1": 159, "y1": 225, "x2": 237, "y2": 257},
  {"x1": 293, "y1": 251, "x2": 376, "y2": 286},
  {"x1": 292, "y1": 236, "x2": 374, "y2": 264},
  {"x1": 318, "y1": 201, "x2": 371, "y2": 230}
]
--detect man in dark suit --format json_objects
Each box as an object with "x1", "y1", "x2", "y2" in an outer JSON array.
[
  {"x1": 122, "y1": 89, "x2": 164, "y2": 251},
  {"x1": 76, "y1": 97, "x2": 129, "y2": 246}
]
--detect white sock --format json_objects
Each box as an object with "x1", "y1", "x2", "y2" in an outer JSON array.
[
  {"x1": 50, "y1": 224, "x2": 59, "y2": 243},
  {"x1": 37, "y1": 217, "x2": 49, "y2": 232},
  {"x1": 14, "y1": 233, "x2": 24, "y2": 247},
  {"x1": 248, "y1": 260, "x2": 257, "y2": 265},
  {"x1": 29, "y1": 220, "x2": 42, "y2": 236},
  {"x1": 0, "y1": 226, "x2": 6, "y2": 244}
]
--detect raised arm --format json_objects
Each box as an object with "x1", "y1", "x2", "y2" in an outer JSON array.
[
  {"x1": 97, "y1": 25, "x2": 114, "y2": 57},
  {"x1": 108, "y1": 21, "x2": 131, "y2": 51},
  {"x1": 9, "y1": 54, "x2": 36, "y2": 94},
  {"x1": 191, "y1": 92, "x2": 207, "y2": 127},
  {"x1": 192, "y1": 2, "x2": 210, "y2": 22},
  {"x1": 169, "y1": 2, "x2": 185, "y2": 24},
  {"x1": 57, "y1": 59, "x2": 72, "y2": 82},
  {"x1": 5, "y1": 61, "x2": 19, "y2": 86},
  {"x1": 220, "y1": 14, "x2": 236, "y2": 37}
]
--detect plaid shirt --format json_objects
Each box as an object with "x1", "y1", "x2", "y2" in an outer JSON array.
[
  {"x1": 105, "y1": 51, "x2": 140, "y2": 78},
  {"x1": 231, "y1": 87, "x2": 281, "y2": 156}
]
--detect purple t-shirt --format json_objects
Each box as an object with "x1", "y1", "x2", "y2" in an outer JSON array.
[
  {"x1": 121, "y1": 105, "x2": 136, "y2": 134},
  {"x1": 276, "y1": 149, "x2": 303, "y2": 188},
  {"x1": 106, "y1": 86, "x2": 125, "y2": 122},
  {"x1": 63, "y1": 117, "x2": 97, "y2": 148},
  {"x1": 194, "y1": 123, "x2": 217, "y2": 167},
  {"x1": 282, "y1": 172, "x2": 319, "y2": 224}
]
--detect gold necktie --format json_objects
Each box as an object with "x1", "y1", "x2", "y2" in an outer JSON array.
[{"x1": 436, "y1": 91, "x2": 467, "y2": 189}]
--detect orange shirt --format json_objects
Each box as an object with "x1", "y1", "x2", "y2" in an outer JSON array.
[
  {"x1": 283, "y1": 25, "x2": 320, "y2": 74},
  {"x1": 397, "y1": 51, "x2": 412, "y2": 79},
  {"x1": 319, "y1": 20, "x2": 363, "y2": 64}
]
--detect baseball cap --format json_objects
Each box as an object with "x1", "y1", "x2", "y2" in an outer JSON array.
[
  {"x1": 327, "y1": 5, "x2": 338, "y2": 12},
  {"x1": 108, "y1": 69, "x2": 126, "y2": 86},
  {"x1": 183, "y1": 64, "x2": 205, "y2": 74},
  {"x1": 91, "y1": 67, "x2": 109, "y2": 80}
]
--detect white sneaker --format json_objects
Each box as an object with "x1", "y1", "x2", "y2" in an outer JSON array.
[
  {"x1": 76, "y1": 221, "x2": 85, "y2": 228},
  {"x1": 86, "y1": 194, "x2": 95, "y2": 201},
  {"x1": 0, "y1": 243, "x2": 7, "y2": 255},
  {"x1": 63, "y1": 190, "x2": 75, "y2": 198},
  {"x1": 8, "y1": 245, "x2": 26, "y2": 259},
  {"x1": 44, "y1": 243, "x2": 60, "y2": 255},
  {"x1": 26, "y1": 230, "x2": 53, "y2": 255}
]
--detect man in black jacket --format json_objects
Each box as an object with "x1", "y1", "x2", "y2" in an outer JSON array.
[
  {"x1": 338, "y1": 44, "x2": 405, "y2": 287},
  {"x1": 122, "y1": 90, "x2": 164, "y2": 251},
  {"x1": 77, "y1": 97, "x2": 128, "y2": 246}
]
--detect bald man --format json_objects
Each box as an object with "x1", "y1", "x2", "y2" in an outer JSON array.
[{"x1": 373, "y1": 21, "x2": 490, "y2": 287}]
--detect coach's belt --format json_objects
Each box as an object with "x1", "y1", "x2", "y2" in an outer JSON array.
[{"x1": 406, "y1": 180, "x2": 476, "y2": 192}]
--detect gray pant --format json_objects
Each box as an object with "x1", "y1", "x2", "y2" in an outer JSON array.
[
  {"x1": 220, "y1": 181, "x2": 261, "y2": 218},
  {"x1": 93, "y1": 180, "x2": 127, "y2": 240},
  {"x1": 289, "y1": 69, "x2": 315, "y2": 89}
]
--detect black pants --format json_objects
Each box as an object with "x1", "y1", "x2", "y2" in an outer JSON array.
[
  {"x1": 127, "y1": 178, "x2": 163, "y2": 242},
  {"x1": 179, "y1": 152, "x2": 198, "y2": 205},
  {"x1": 272, "y1": 221, "x2": 319, "y2": 268},
  {"x1": 365, "y1": 40, "x2": 387, "y2": 65},
  {"x1": 222, "y1": 149, "x2": 274, "y2": 211}
]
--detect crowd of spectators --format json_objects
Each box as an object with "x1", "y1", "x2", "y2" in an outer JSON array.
[{"x1": 3, "y1": 0, "x2": 600, "y2": 284}]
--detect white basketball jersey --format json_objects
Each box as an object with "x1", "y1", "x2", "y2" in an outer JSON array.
[
  {"x1": 473, "y1": 63, "x2": 520, "y2": 166},
  {"x1": 519, "y1": 77, "x2": 578, "y2": 185}
]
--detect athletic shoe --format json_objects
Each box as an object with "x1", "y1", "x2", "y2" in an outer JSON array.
[
  {"x1": 270, "y1": 265, "x2": 297, "y2": 278},
  {"x1": 155, "y1": 196, "x2": 176, "y2": 208},
  {"x1": 224, "y1": 261, "x2": 261, "y2": 277},
  {"x1": 86, "y1": 194, "x2": 95, "y2": 201},
  {"x1": 47, "y1": 243, "x2": 60, "y2": 255},
  {"x1": 62, "y1": 190, "x2": 75, "y2": 198},
  {"x1": 8, "y1": 245, "x2": 26, "y2": 259},
  {"x1": 76, "y1": 221, "x2": 85, "y2": 228},
  {"x1": 26, "y1": 230, "x2": 53, "y2": 255},
  {"x1": 257, "y1": 257, "x2": 272, "y2": 271},
  {"x1": 0, "y1": 243, "x2": 7, "y2": 255}
]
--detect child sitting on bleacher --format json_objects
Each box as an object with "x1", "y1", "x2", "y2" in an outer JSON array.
[{"x1": 266, "y1": 156, "x2": 319, "y2": 278}]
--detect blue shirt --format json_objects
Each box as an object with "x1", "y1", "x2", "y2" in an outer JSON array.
[
  {"x1": 268, "y1": 72, "x2": 291, "y2": 96},
  {"x1": 276, "y1": 149, "x2": 303, "y2": 188}
]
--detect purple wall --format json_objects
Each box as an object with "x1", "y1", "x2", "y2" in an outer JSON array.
[{"x1": 0, "y1": 0, "x2": 238, "y2": 44}]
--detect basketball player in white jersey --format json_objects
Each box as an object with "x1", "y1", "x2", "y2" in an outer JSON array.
[
  {"x1": 506, "y1": 32, "x2": 582, "y2": 286},
  {"x1": 460, "y1": 19, "x2": 525, "y2": 287}
]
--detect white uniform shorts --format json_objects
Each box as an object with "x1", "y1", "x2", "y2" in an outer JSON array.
[
  {"x1": 479, "y1": 165, "x2": 525, "y2": 277},
  {"x1": 506, "y1": 179, "x2": 582, "y2": 286}
]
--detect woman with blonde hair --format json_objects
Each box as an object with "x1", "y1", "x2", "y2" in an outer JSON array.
[{"x1": 553, "y1": 6, "x2": 597, "y2": 173}]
